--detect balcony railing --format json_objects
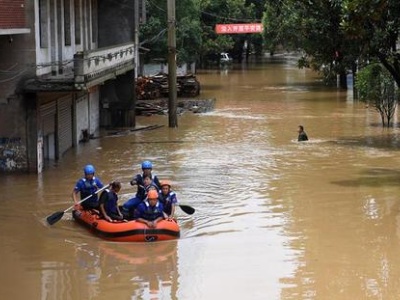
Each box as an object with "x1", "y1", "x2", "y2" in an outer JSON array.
[{"x1": 74, "y1": 42, "x2": 135, "y2": 90}]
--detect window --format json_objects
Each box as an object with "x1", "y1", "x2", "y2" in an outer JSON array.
[
  {"x1": 39, "y1": 0, "x2": 48, "y2": 48},
  {"x1": 91, "y1": 0, "x2": 97, "y2": 43},
  {"x1": 74, "y1": 0, "x2": 81, "y2": 45},
  {"x1": 64, "y1": 0, "x2": 71, "y2": 45}
]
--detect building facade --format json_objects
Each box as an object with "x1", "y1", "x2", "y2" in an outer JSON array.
[{"x1": 0, "y1": 0, "x2": 144, "y2": 173}]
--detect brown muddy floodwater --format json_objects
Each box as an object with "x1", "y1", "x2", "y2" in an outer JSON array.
[{"x1": 3, "y1": 53, "x2": 400, "y2": 300}]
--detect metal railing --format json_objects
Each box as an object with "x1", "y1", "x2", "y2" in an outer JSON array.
[{"x1": 74, "y1": 42, "x2": 135, "y2": 90}]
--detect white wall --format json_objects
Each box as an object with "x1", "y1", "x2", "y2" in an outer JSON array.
[
  {"x1": 75, "y1": 94, "x2": 89, "y2": 143},
  {"x1": 89, "y1": 87, "x2": 100, "y2": 136},
  {"x1": 34, "y1": 0, "x2": 97, "y2": 77}
]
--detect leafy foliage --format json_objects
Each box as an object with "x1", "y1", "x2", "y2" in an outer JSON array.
[
  {"x1": 356, "y1": 63, "x2": 399, "y2": 127},
  {"x1": 139, "y1": 0, "x2": 202, "y2": 64},
  {"x1": 263, "y1": 0, "x2": 359, "y2": 86},
  {"x1": 341, "y1": 0, "x2": 400, "y2": 86},
  {"x1": 198, "y1": 0, "x2": 258, "y2": 64},
  {"x1": 263, "y1": 0, "x2": 400, "y2": 89},
  {"x1": 140, "y1": 0, "x2": 265, "y2": 66}
]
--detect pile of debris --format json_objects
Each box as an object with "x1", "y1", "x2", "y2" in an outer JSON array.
[
  {"x1": 135, "y1": 98, "x2": 215, "y2": 116},
  {"x1": 135, "y1": 73, "x2": 200, "y2": 100}
]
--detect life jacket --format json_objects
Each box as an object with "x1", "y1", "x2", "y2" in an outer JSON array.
[
  {"x1": 159, "y1": 191, "x2": 176, "y2": 204},
  {"x1": 140, "y1": 200, "x2": 163, "y2": 221},
  {"x1": 80, "y1": 177, "x2": 99, "y2": 201},
  {"x1": 159, "y1": 191, "x2": 176, "y2": 215}
]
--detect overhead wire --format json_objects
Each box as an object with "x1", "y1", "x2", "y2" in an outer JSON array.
[
  {"x1": 0, "y1": 1, "x2": 262, "y2": 82},
  {"x1": 200, "y1": 10, "x2": 261, "y2": 23},
  {"x1": 0, "y1": 63, "x2": 19, "y2": 73},
  {"x1": 0, "y1": 68, "x2": 28, "y2": 83}
]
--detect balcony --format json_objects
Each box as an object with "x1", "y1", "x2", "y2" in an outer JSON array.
[
  {"x1": 74, "y1": 42, "x2": 135, "y2": 90},
  {"x1": 0, "y1": 28, "x2": 30, "y2": 35},
  {"x1": 24, "y1": 43, "x2": 135, "y2": 92}
]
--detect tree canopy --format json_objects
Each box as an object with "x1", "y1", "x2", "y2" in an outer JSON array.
[
  {"x1": 139, "y1": 0, "x2": 264, "y2": 66},
  {"x1": 139, "y1": 0, "x2": 202, "y2": 64},
  {"x1": 263, "y1": 0, "x2": 358, "y2": 87},
  {"x1": 263, "y1": 0, "x2": 400, "y2": 88},
  {"x1": 342, "y1": 0, "x2": 400, "y2": 86},
  {"x1": 140, "y1": 0, "x2": 400, "y2": 92},
  {"x1": 198, "y1": 0, "x2": 259, "y2": 64}
]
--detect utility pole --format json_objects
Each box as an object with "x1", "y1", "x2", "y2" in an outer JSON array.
[
  {"x1": 167, "y1": 0, "x2": 178, "y2": 127},
  {"x1": 131, "y1": 0, "x2": 140, "y2": 127},
  {"x1": 133, "y1": 0, "x2": 139, "y2": 80}
]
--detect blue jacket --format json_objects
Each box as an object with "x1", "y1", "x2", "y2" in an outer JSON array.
[
  {"x1": 159, "y1": 191, "x2": 178, "y2": 215},
  {"x1": 74, "y1": 177, "x2": 104, "y2": 205},
  {"x1": 134, "y1": 200, "x2": 165, "y2": 221}
]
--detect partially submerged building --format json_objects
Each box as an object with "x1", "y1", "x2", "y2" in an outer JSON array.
[{"x1": 0, "y1": 0, "x2": 145, "y2": 173}]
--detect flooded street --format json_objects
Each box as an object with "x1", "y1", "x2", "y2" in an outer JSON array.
[{"x1": 3, "y1": 54, "x2": 400, "y2": 299}]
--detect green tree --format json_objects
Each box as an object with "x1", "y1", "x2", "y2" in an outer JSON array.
[
  {"x1": 356, "y1": 63, "x2": 399, "y2": 127},
  {"x1": 263, "y1": 0, "x2": 400, "y2": 90},
  {"x1": 341, "y1": 0, "x2": 400, "y2": 87},
  {"x1": 263, "y1": 0, "x2": 359, "y2": 88},
  {"x1": 198, "y1": 0, "x2": 258, "y2": 65},
  {"x1": 141, "y1": 0, "x2": 265, "y2": 67},
  {"x1": 140, "y1": 0, "x2": 202, "y2": 64}
]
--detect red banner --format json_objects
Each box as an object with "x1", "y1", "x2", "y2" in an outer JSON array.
[{"x1": 215, "y1": 23, "x2": 263, "y2": 34}]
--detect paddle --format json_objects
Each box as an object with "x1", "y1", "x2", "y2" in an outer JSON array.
[
  {"x1": 178, "y1": 204, "x2": 195, "y2": 215},
  {"x1": 46, "y1": 184, "x2": 109, "y2": 225}
]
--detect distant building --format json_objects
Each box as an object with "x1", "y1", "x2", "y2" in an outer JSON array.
[{"x1": 0, "y1": 0, "x2": 145, "y2": 173}]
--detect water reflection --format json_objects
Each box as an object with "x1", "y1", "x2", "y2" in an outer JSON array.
[{"x1": 40, "y1": 239, "x2": 179, "y2": 299}]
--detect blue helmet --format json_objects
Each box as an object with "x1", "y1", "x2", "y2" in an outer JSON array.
[
  {"x1": 141, "y1": 160, "x2": 153, "y2": 169},
  {"x1": 84, "y1": 164, "x2": 95, "y2": 174}
]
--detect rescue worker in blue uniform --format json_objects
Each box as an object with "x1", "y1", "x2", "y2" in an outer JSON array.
[
  {"x1": 99, "y1": 181, "x2": 124, "y2": 222},
  {"x1": 72, "y1": 164, "x2": 104, "y2": 210},
  {"x1": 122, "y1": 160, "x2": 160, "y2": 216},
  {"x1": 134, "y1": 190, "x2": 166, "y2": 228}
]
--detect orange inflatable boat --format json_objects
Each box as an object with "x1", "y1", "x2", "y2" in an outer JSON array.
[{"x1": 72, "y1": 209, "x2": 180, "y2": 242}]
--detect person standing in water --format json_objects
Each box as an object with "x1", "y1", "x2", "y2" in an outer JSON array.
[{"x1": 297, "y1": 125, "x2": 309, "y2": 141}]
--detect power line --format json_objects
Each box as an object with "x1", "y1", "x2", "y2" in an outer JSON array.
[
  {"x1": 140, "y1": 28, "x2": 167, "y2": 45},
  {"x1": 200, "y1": 10, "x2": 261, "y2": 23},
  {"x1": 0, "y1": 68, "x2": 28, "y2": 83},
  {"x1": 147, "y1": 0, "x2": 261, "y2": 23},
  {"x1": 0, "y1": 63, "x2": 19, "y2": 73},
  {"x1": 148, "y1": 0, "x2": 166, "y2": 13}
]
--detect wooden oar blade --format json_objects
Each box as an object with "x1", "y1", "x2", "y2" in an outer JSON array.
[
  {"x1": 46, "y1": 211, "x2": 65, "y2": 225},
  {"x1": 179, "y1": 204, "x2": 195, "y2": 215}
]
